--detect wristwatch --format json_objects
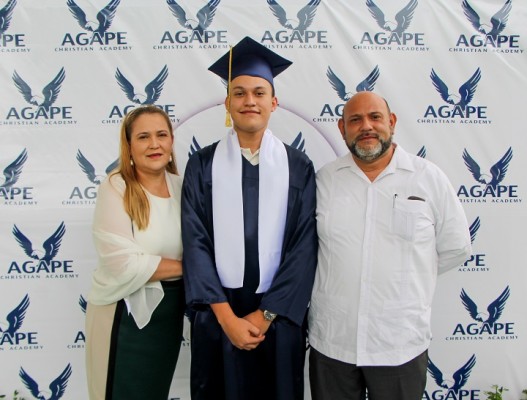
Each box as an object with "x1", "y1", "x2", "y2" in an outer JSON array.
[{"x1": 263, "y1": 310, "x2": 277, "y2": 322}]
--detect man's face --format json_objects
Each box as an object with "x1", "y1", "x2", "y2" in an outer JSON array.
[
  {"x1": 226, "y1": 75, "x2": 277, "y2": 137},
  {"x1": 338, "y1": 92, "x2": 396, "y2": 162}
]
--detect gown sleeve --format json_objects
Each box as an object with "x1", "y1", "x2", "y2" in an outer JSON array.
[
  {"x1": 259, "y1": 149, "x2": 318, "y2": 326},
  {"x1": 182, "y1": 145, "x2": 228, "y2": 308}
]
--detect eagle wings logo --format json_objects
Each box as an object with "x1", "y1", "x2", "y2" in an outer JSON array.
[
  {"x1": 428, "y1": 355, "x2": 476, "y2": 392},
  {"x1": 116, "y1": 65, "x2": 169, "y2": 105},
  {"x1": 76, "y1": 150, "x2": 118, "y2": 185},
  {"x1": 1, "y1": 148, "x2": 27, "y2": 190},
  {"x1": 462, "y1": 147, "x2": 513, "y2": 189},
  {"x1": 430, "y1": 68, "x2": 481, "y2": 109},
  {"x1": 367, "y1": 0, "x2": 418, "y2": 35},
  {"x1": 468, "y1": 216, "x2": 480, "y2": 244},
  {"x1": 13, "y1": 68, "x2": 66, "y2": 111},
  {"x1": 460, "y1": 286, "x2": 510, "y2": 327},
  {"x1": 13, "y1": 222, "x2": 66, "y2": 262},
  {"x1": 327, "y1": 65, "x2": 380, "y2": 101},
  {"x1": 462, "y1": 0, "x2": 512, "y2": 40},
  {"x1": 267, "y1": 0, "x2": 321, "y2": 34},
  {"x1": 166, "y1": 0, "x2": 220, "y2": 36},
  {"x1": 67, "y1": 0, "x2": 120, "y2": 34},
  {"x1": 0, "y1": 294, "x2": 29, "y2": 336},
  {"x1": 19, "y1": 364, "x2": 72, "y2": 400},
  {"x1": 79, "y1": 295, "x2": 87, "y2": 314},
  {"x1": 0, "y1": 0, "x2": 17, "y2": 35}
]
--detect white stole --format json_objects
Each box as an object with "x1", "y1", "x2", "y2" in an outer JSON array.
[{"x1": 212, "y1": 129, "x2": 289, "y2": 293}]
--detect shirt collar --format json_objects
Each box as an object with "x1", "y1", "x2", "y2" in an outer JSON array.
[{"x1": 336, "y1": 143, "x2": 416, "y2": 177}]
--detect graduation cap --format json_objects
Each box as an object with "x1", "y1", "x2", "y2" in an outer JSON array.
[{"x1": 208, "y1": 36, "x2": 293, "y2": 126}]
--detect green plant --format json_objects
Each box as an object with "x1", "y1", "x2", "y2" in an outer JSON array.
[
  {"x1": 484, "y1": 385, "x2": 508, "y2": 400},
  {"x1": 0, "y1": 391, "x2": 25, "y2": 400},
  {"x1": 520, "y1": 389, "x2": 527, "y2": 400}
]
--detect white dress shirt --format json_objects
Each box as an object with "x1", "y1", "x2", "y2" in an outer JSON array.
[
  {"x1": 308, "y1": 145, "x2": 471, "y2": 366},
  {"x1": 89, "y1": 172, "x2": 183, "y2": 328}
]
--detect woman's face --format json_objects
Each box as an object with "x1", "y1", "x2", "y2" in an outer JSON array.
[{"x1": 129, "y1": 112, "x2": 173, "y2": 178}]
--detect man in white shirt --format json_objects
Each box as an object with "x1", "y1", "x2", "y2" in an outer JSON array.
[{"x1": 308, "y1": 91, "x2": 472, "y2": 400}]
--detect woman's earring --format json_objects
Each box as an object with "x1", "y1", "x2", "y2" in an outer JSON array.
[{"x1": 130, "y1": 159, "x2": 134, "y2": 166}]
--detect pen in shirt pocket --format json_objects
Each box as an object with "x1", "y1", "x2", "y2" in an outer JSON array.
[{"x1": 408, "y1": 195, "x2": 425, "y2": 201}]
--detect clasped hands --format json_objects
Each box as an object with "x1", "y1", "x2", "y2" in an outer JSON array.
[{"x1": 221, "y1": 310, "x2": 272, "y2": 351}]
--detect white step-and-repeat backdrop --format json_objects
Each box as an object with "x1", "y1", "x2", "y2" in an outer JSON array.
[{"x1": 1, "y1": 0, "x2": 526, "y2": 399}]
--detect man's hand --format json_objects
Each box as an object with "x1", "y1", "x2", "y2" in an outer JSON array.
[
  {"x1": 211, "y1": 303, "x2": 265, "y2": 350},
  {"x1": 244, "y1": 310, "x2": 272, "y2": 336}
]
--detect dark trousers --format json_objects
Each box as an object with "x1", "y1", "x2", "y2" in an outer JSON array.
[{"x1": 309, "y1": 347, "x2": 428, "y2": 400}]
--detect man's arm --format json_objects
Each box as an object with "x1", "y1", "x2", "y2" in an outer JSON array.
[{"x1": 433, "y1": 167, "x2": 473, "y2": 273}]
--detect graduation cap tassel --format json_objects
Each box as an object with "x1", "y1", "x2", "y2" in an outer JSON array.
[{"x1": 225, "y1": 45, "x2": 233, "y2": 127}]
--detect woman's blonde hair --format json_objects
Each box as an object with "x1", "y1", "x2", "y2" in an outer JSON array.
[{"x1": 112, "y1": 105, "x2": 177, "y2": 230}]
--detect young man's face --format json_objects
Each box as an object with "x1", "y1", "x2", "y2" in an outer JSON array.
[{"x1": 226, "y1": 75, "x2": 277, "y2": 137}]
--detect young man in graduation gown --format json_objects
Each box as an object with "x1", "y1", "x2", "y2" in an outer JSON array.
[{"x1": 181, "y1": 36, "x2": 318, "y2": 400}]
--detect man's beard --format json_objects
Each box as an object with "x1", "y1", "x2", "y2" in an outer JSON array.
[{"x1": 348, "y1": 134, "x2": 392, "y2": 162}]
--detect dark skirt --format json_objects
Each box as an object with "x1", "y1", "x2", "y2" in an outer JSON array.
[{"x1": 86, "y1": 280, "x2": 185, "y2": 400}]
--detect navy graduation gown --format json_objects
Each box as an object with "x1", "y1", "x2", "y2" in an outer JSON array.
[{"x1": 182, "y1": 141, "x2": 318, "y2": 400}]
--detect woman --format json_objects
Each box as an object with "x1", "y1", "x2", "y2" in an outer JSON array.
[{"x1": 85, "y1": 105, "x2": 184, "y2": 400}]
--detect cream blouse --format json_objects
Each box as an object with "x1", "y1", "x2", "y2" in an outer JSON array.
[{"x1": 89, "y1": 172, "x2": 183, "y2": 328}]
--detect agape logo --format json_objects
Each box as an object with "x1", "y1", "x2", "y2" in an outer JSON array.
[
  {"x1": 453, "y1": 0, "x2": 522, "y2": 54},
  {"x1": 159, "y1": 0, "x2": 227, "y2": 49},
  {"x1": 19, "y1": 363, "x2": 72, "y2": 400},
  {"x1": 425, "y1": 355, "x2": 478, "y2": 399},
  {"x1": 7, "y1": 222, "x2": 78, "y2": 279},
  {"x1": 357, "y1": 0, "x2": 428, "y2": 51},
  {"x1": 0, "y1": 0, "x2": 28, "y2": 52},
  {"x1": 0, "y1": 148, "x2": 36, "y2": 206},
  {"x1": 316, "y1": 65, "x2": 380, "y2": 123},
  {"x1": 458, "y1": 147, "x2": 521, "y2": 203},
  {"x1": 0, "y1": 294, "x2": 41, "y2": 350},
  {"x1": 262, "y1": 0, "x2": 329, "y2": 48},
  {"x1": 103, "y1": 65, "x2": 177, "y2": 125},
  {"x1": 60, "y1": 0, "x2": 130, "y2": 51},
  {"x1": 419, "y1": 68, "x2": 488, "y2": 124},
  {"x1": 449, "y1": 286, "x2": 516, "y2": 340},
  {"x1": 4, "y1": 67, "x2": 76, "y2": 125}
]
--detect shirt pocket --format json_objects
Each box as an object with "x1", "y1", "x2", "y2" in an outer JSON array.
[{"x1": 391, "y1": 197, "x2": 434, "y2": 242}]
